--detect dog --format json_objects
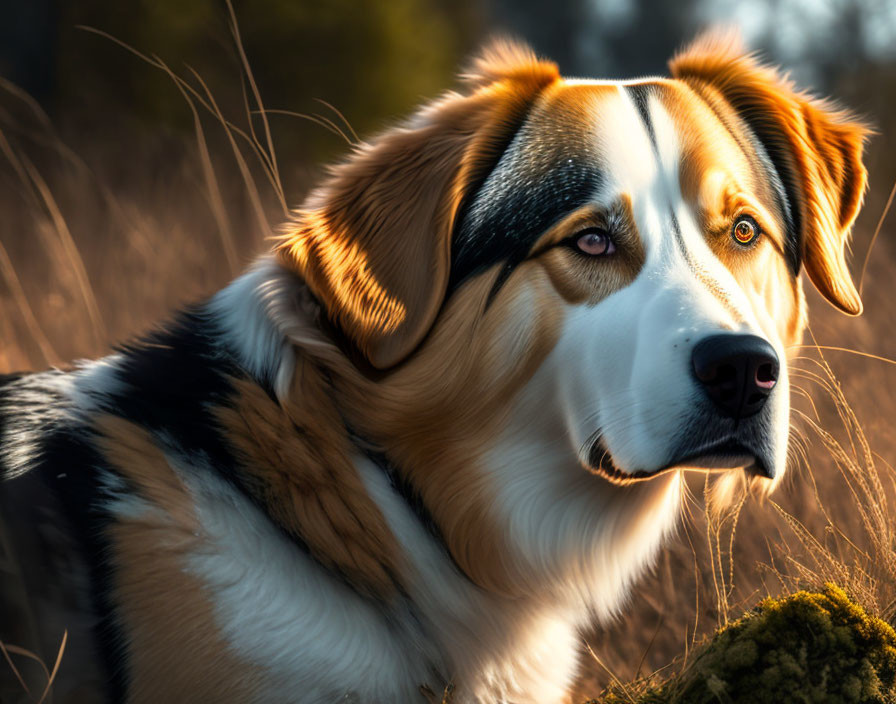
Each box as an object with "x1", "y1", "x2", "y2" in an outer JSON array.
[{"x1": 0, "y1": 32, "x2": 868, "y2": 703}]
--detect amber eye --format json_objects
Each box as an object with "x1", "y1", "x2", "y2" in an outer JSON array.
[
  {"x1": 574, "y1": 229, "x2": 616, "y2": 256},
  {"x1": 732, "y1": 216, "x2": 760, "y2": 246}
]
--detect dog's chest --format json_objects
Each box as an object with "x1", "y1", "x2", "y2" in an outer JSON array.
[{"x1": 164, "y1": 459, "x2": 581, "y2": 703}]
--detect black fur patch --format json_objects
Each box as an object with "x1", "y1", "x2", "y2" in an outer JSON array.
[
  {"x1": 450, "y1": 113, "x2": 604, "y2": 294},
  {"x1": 736, "y1": 107, "x2": 802, "y2": 274},
  {"x1": 0, "y1": 371, "x2": 129, "y2": 701},
  {"x1": 627, "y1": 84, "x2": 658, "y2": 147},
  {"x1": 104, "y1": 309, "x2": 243, "y2": 478}
]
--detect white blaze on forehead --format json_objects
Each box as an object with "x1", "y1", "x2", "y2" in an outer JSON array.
[
  {"x1": 581, "y1": 84, "x2": 686, "y2": 261},
  {"x1": 643, "y1": 90, "x2": 682, "y2": 192},
  {"x1": 590, "y1": 87, "x2": 661, "y2": 221},
  {"x1": 588, "y1": 86, "x2": 683, "y2": 252},
  {"x1": 468, "y1": 80, "x2": 794, "y2": 494},
  {"x1": 583, "y1": 84, "x2": 755, "y2": 327}
]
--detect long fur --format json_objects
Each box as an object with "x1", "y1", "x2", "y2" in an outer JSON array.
[{"x1": 0, "y1": 33, "x2": 868, "y2": 703}]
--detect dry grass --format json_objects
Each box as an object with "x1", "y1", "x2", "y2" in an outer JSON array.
[
  {"x1": 0, "y1": 13, "x2": 895, "y2": 702},
  {"x1": 576, "y1": 231, "x2": 896, "y2": 698},
  {"x1": 592, "y1": 584, "x2": 896, "y2": 703},
  {"x1": 0, "y1": 632, "x2": 67, "y2": 704}
]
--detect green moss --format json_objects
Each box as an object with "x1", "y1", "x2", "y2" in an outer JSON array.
[{"x1": 594, "y1": 585, "x2": 896, "y2": 704}]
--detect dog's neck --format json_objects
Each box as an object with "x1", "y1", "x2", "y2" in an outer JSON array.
[{"x1": 211, "y1": 257, "x2": 682, "y2": 616}]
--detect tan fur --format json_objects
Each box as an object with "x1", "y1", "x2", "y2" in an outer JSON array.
[
  {"x1": 461, "y1": 38, "x2": 558, "y2": 89},
  {"x1": 266, "y1": 42, "x2": 580, "y2": 593},
  {"x1": 95, "y1": 415, "x2": 198, "y2": 533},
  {"x1": 17, "y1": 37, "x2": 868, "y2": 703},
  {"x1": 656, "y1": 80, "x2": 803, "y2": 344},
  {"x1": 277, "y1": 41, "x2": 560, "y2": 369},
  {"x1": 94, "y1": 417, "x2": 264, "y2": 703},
  {"x1": 111, "y1": 522, "x2": 265, "y2": 704},
  {"x1": 284, "y1": 266, "x2": 568, "y2": 596},
  {"x1": 268, "y1": 38, "x2": 851, "y2": 594},
  {"x1": 670, "y1": 31, "x2": 869, "y2": 316},
  {"x1": 213, "y1": 364, "x2": 405, "y2": 599},
  {"x1": 532, "y1": 198, "x2": 646, "y2": 306},
  {"x1": 296, "y1": 250, "x2": 674, "y2": 595}
]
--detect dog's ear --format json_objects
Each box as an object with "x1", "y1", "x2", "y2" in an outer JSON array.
[
  {"x1": 278, "y1": 40, "x2": 559, "y2": 368},
  {"x1": 670, "y1": 31, "x2": 869, "y2": 315}
]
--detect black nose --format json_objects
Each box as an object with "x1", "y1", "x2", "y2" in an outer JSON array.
[{"x1": 692, "y1": 334, "x2": 779, "y2": 419}]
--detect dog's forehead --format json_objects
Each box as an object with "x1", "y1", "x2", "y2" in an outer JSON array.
[
  {"x1": 539, "y1": 79, "x2": 755, "y2": 204},
  {"x1": 451, "y1": 78, "x2": 752, "y2": 285}
]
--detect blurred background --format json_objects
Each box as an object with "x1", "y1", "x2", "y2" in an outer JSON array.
[{"x1": 0, "y1": 0, "x2": 894, "y2": 699}]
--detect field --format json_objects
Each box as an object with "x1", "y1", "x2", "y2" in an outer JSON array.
[{"x1": 0, "y1": 23, "x2": 895, "y2": 701}]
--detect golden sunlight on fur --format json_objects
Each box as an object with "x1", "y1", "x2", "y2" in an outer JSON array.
[
  {"x1": 276, "y1": 42, "x2": 560, "y2": 368},
  {"x1": 214, "y1": 369, "x2": 406, "y2": 598},
  {"x1": 670, "y1": 31, "x2": 869, "y2": 316},
  {"x1": 0, "y1": 25, "x2": 882, "y2": 704}
]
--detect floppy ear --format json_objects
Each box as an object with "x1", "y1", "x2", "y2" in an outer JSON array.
[
  {"x1": 278, "y1": 40, "x2": 559, "y2": 368},
  {"x1": 670, "y1": 31, "x2": 870, "y2": 315}
]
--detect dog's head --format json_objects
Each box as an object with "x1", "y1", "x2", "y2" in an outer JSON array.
[
  {"x1": 281, "y1": 33, "x2": 866, "y2": 478},
  {"x1": 278, "y1": 34, "x2": 867, "y2": 590}
]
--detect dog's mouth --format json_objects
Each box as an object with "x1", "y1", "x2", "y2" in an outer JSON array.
[{"x1": 586, "y1": 438, "x2": 772, "y2": 486}]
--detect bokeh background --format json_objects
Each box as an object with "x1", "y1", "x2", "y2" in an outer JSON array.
[{"x1": 0, "y1": 0, "x2": 895, "y2": 700}]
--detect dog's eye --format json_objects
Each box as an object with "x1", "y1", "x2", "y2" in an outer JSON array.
[
  {"x1": 731, "y1": 216, "x2": 760, "y2": 246},
  {"x1": 573, "y1": 229, "x2": 615, "y2": 256}
]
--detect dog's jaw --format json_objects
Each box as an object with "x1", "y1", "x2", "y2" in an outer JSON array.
[{"x1": 474, "y1": 354, "x2": 685, "y2": 618}]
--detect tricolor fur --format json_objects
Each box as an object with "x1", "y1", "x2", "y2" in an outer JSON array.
[{"x1": 0, "y1": 33, "x2": 868, "y2": 703}]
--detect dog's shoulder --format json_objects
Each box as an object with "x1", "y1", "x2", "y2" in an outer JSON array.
[{"x1": 0, "y1": 303, "x2": 268, "y2": 695}]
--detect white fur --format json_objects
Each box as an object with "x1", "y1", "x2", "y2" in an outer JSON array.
[
  {"x1": 169, "y1": 79, "x2": 792, "y2": 703},
  {"x1": 69, "y1": 355, "x2": 127, "y2": 412},
  {"x1": 548, "y1": 86, "x2": 793, "y2": 478},
  {"x1": 0, "y1": 371, "x2": 72, "y2": 476},
  {"x1": 173, "y1": 444, "x2": 599, "y2": 703},
  {"x1": 208, "y1": 257, "x2": 297, "y2": 400},
  {"x1": 182, "y1": 465, "x2": 431, "y2": 704}
]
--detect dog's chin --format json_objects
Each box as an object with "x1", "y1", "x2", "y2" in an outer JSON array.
[{"x1": 586, "y1": 438, "x2": 772, "y2": 485}]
